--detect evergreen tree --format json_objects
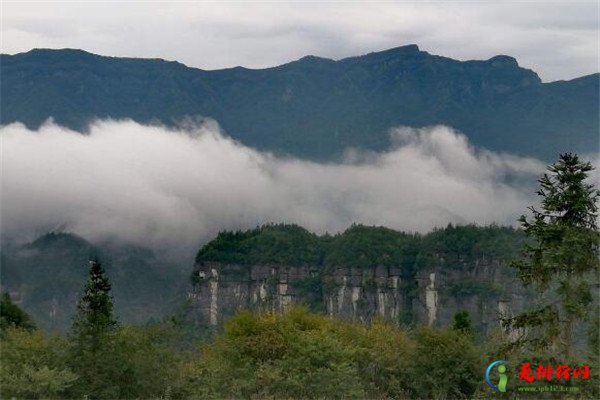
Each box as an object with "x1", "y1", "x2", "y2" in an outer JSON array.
[
  {"x1": 68, "y1": 258, "x2": 120, "y2": 398},
  {"x1": 72, "y1": 258, "x2": 117, "y2": 344},
  {"x1": 510, "y1": 153, "x2": 599, "y2": 357}
]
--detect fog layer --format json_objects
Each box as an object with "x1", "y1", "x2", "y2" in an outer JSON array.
[{"x1": 1, "y1": 120, "x2": 544, "y2": 252}]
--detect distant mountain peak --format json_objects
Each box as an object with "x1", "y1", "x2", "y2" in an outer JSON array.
[
  {"x1": 344, "y1": 44, "x2": 424, "y2": 63},
  {"x1": 382, "y1": 43, "x2": 420, "y2": 53},
  {"x1": 283, "y1": 54, "x2": 336, "y2": 69},
  {"x1": 487, "y1": 55, "x2": 519, "y2": 67},
  {"x1": 297, "y1": 55, "x2": 335, "y2": 63}
]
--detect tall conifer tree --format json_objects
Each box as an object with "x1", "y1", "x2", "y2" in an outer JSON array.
[
  {"x1": 510, "y1": 153, "x2": 599, "y2": 358},
  {"x1": 69, "y1": 258, "x2": 119, "y2": 398},
  {"x1": 72, "y1": 258, "x2": 117, "y2": 344}
]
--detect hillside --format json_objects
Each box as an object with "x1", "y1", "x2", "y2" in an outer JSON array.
[
  {"x1": 2, "y1": 45, "x2": 598, "y2": 160},
  {"x1": 0, "y1": 232, "x2": 188, "y2": 331}
]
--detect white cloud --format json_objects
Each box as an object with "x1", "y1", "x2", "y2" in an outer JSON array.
[
  {"x1": 1, "y1": 1, "x2": 598, "y2": 81},
  {"x1": 0, "y1": 120, "x2": 546, "y2": 253}
]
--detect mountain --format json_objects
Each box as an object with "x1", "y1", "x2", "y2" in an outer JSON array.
[
  {"x1": 0, "y1": 232, "x2": 189, "y2": 331},
  {"x1": 1, "y1": 45, "x2": 597, "y2": 160},
  {"x1": 188, "y1": 223, "x2": 532, "y2": 332}
]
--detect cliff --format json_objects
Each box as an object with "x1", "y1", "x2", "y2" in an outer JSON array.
[{"x1": 187, "y1": 224, "x2": 532, "y2": 332}]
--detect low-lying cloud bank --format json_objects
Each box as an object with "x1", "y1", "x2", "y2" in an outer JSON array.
[{"x1": 1, "y1": 120, "x2": 545, "y2": 252}]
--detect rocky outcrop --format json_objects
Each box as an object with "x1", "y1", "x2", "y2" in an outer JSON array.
[
  {"x1": 412, "y1": 259, "x2": 531, "y2": 332},
  {"x1": 188, "y1": 257, "x2": 531, "y2": 331}
]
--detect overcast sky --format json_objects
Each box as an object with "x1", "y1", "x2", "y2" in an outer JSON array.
[{"x1": 1, "y1": 1, "x2": 598, "y2": 82}]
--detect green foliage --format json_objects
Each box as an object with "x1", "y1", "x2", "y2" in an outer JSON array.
[
  {"x1": 182, "y1": 309, "x2": 365, "y2": 399},
  {"x1": 195, "y1": 224, "x2": 323, "y2": 266},
  {"x1": 0, "y1": 328, "x2": 77, "y2": 399},
  {"x1": 324, "y1": 224, "x2": 421, "y2": 270},
  {"x1": 0, "y1": 324, "x2": 186, "y2": 400},
  {"x1": 1, "y1": 232, "x2": 94, "y2": 332},
  {"x1": 411, "y1": 327, "x2": 482, "y2": 399},
  {"x1": 192, "y1": 223, "x2": 526, "y2": 330},
  {"x1": 510, "y1": 154, "x2": 600, "y2": 357},
  {"x1": 0, "y1": 292, "x2": 36, "y2": 331},
  {"x1": 418, "y1": 224, "x2": 525, "y2": 270},
  {"x1": 62, "y1": 260, "x2": 188, "y2": 399},
  {"x1": 452, "y1": 310, "x2": 474, "y2": 336},
  {"x1": 68, "y1": 259, "x2": 121, "y2": 399},
  {"x1": 11, "y1": 302, "x2": 600, "y2": 400},
  {"x1": 195, "y1": 223, "x2": 523, "y2": 275},
  {"x1": 72, "y1": 259, "x2": 117, "y2": 343},
  {"x1": 330, "y1": 318, "x2": 415, "y2": 398},
  {"x1": 98, "y1": 325, "x2": 186, "y2": 399},
  {"x1": 182, "y1": 308, "x2": 485, "y2": 399}
]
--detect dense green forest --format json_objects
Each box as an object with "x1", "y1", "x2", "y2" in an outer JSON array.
[
  {"x1": 195, "y1": 224, "x2": 324, "y2": 266},
  {"x1": 2, "y1": 300, "x2": 598, "y2": 399},
  {"x1": 194, "y1": 223, "x2": 524, "y2": 270}
]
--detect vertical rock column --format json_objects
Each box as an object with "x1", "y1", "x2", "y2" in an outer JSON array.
[
  {"x1": 209, "y1": 268, "x2": 219, "y2": 325},
  {"x1": 424, "y1": 272, "x2": 438, "y2": 326}
]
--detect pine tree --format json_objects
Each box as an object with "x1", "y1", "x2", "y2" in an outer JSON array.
[
  {"x1": 510, "y1": 153, "x2": 599, "y2": 358},
  {"x1": 69, "y1": 258, "x2": 120, "y2": 398},
  {"x1": 72, "y1": 258, "x2": 117, "y2": 344}
]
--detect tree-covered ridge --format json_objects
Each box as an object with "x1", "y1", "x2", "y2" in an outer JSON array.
[
  {"x1": 324, "y1": 224, "x2": 420, "y2": 269},
  {"x1": 417, "y1": 224, "x2": 526, "y2": 269},
  {"x1": 195, "y1": 224, "x2": 323, "y2": 266},
  {"x1": 195, "y1": 223, "x2": 524, "y2": 271}
]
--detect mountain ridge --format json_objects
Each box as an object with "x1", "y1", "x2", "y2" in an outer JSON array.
[
  {"x1": 1, "y1": 45, "x2": 535, "y2": 73},
  {"x1": 1, "y1": 45, "x2": 598, "y2": 160}
]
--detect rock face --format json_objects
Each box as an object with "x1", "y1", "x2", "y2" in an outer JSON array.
[
  {"x1": 188, "y1": 257, "x2": 530, "y2": 332},
  {"x1": 188, "y1": 263, "x2": 316, "y2": 325}
]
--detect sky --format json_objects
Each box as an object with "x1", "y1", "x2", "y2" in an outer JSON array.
[{"x1": 1, "y1": 1, "x2": 598, "y2": 82}]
